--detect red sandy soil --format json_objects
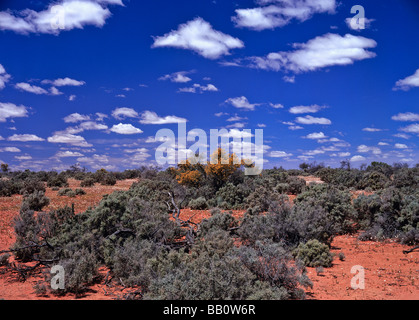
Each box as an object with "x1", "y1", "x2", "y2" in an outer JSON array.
[{"x1": 0, "y1": 179, "x2": 418, "y2": 300}]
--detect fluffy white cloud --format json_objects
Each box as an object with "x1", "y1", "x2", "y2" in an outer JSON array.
[
  {"x1": 393, "y1": 69, "x2": 419, "y2": 91},
  {"x1": 296, "y1": 115, "x2": 331, "y2": 125},
  {"x1": 233, "y1": 0, "x2": 337, "y2": 31},
  {"x1": 0, "y1": 0, "x2": 123, "y2": 35},
  {"x1": 357, "y1": 145, "x2": 382, "y2": 155},
  {"x1": 110, "y1": 123, "x2": 143, "y2": 135},
  {"x1": 7, "y1": 134, "x2": 45, "y2": 142},
  {"x1": 43, "y1": 77, "x2": 86, "y2": 87},
  {"x1": 139, "y1": 111, "x2": 187, "y2": 125},
  {"x1": 395, "y1": 143, "x2": 408, "y2": 149},
  {"x1": 0, "y1": 147, "x2": 21, "y2": 153},
  {"x1": 0, "y1": 64, "x2": 11, "y2": 90},
  {"x1": 178, "y1": 83, "x2": 219, "y2": 93},
  {"x1": 245, "y1": 33, "x2": 377, "y2": 73},
  {"x1": 56, "y1": 151, "x2": 84, "y2": 157},
  {"x1": 15, "y1": 82, "x2": 49, "y2": 95},
  {"x1": 400, "y1": 124, "x2": 419, "y2": 134},
  {"x1": 362, "y1": 127, "x2": 383, "y2": 132},
  {"x1": 270, "y1": 150, "x2": 292, "y2": 158},
  {"x1": 63, "y1": 113, "x2": 91, "y2": 123},
  {"x1": 0, "y1": 102, "x2": 28, "y2": 122},
  {"x1": 111, "y1": 107, "x2": 139, "y2": 120},
  {"x1": 305, "y1": 132, "x2": 327, "y2": 139},
  {"x1": 47, "y1": 133, "x2": 92, "y2": 147},
  {"x1": 225, "y1": 96, "x2": 259, "y2": 111},
  {"x1": 152, "y1": 17, "x2": 244, "y2": 59},
  {"x1": 270, "y1": 103, "x2": 284, "y2": 109},
  {"x1": 289, "y1": 105, "x2": 325, "y2": 114},
  {"x1": 159, "y1": 71, "x2": 192, "y2": 83},
  {"x1": 392, "y1": 112, "x2": 419, "y2": 122},
  {"x1": 350, "y1": 155, "x2": 366, "y2": 162}
]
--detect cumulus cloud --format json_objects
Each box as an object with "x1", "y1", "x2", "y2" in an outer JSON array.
[
  {"x1": 357, "y1": 144, "x2": 382, "y2": 155},
  {"x1": 233, "y1": 0, "x2": 337, "y2": 31},
  {"x1": 0, "y1": 102, "x2": 28, "y2": 122},
  {"x1": 0, "y1": 64, "x2": 11, "y2": 90},
  {"x1": 111, "y1": 107, "x2": 139, "y2": 120},
  {"x1": 393, "y1": 69, "x2": 419, "y2": 91},
  {"x1": 305, "y1": 132, "x2": 328, "y2": 140},
  {"x1": 225, "y1": 96, "x2": 259, "y2": 111},
  {"x1": 289, "y1": 105, "x2": 326, "y2": 114},
  {"x1": 139, "y1": 111, "x2": 187, "y2": 125},
  {"x1": 152, "y1": 17, "x2": 244, "y2": 59},
  {"x1": 47, "y1": 133, "x2": 92, "y2": 147},
  {"x1": 362, "y1": 127, "x2": 383, "y2": 132},
  {"x1": 244, "y1": 33, "x2": 377, "y2": 73},
  {"x1": 0, "y1": 0, "x2": 123, "y2": 35},
  {"x1": 159, "y1": 71, "x2": 192, "y2": 83},
  {"x1": 350, "y1": 155, "x2": 366, "y2": 162},
  {"x1": 295, "y1": 115, "x2": 331, "y2": 125},
  {"x1": 400, "y1": 124, "x2": 419, "y2": 134},
  {"x1": 7, "y1": 134, "x2": 45, "y2": 142},
  {"x1": 63, "y1": 113, "x2": 91, "y2": 123},
  {"x1": 55, "y1": 150, "x2": 84, "y2": 157},
  {"x1": 0, "y1": 147, "x2": 21, "y2": 153},
  {"x1": 392, "y1": 112, "x2": 419, "y2": 122},
  {"x1": 15, "y1": 82, "x2": 49, "y2": 95},
  {"x1": 270, "y1": 150, "x2": 292, "y2": 158},
  {"x1": 395, "y1": 143, "x2": 408, "y2": 149},
  {"x1": 178, "y1": 83, "x2": 219, "y2": 93},
  {"x1": 43, "y1": 77, "x2": 86, "y2": 87},
  {"x1": 110, "y1": 123, "x2": 143, "y2": 135}
]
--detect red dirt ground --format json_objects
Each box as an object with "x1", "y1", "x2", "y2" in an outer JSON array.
[{"x1": 0, "y1": 179, "x2": 418, "y2": 300}]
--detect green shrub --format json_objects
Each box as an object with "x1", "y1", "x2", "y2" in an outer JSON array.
[
  {"x1": 188, "y1": 197, "x2": 208, "y2": 210},
  {"x1": 293, "y1": 239, "x2": 333, "y2": 268},
  {"x1": 80, "y1": 178, "x2": 95, "y2": 187},
  {"x1": 21, "y1": 191, "x2": 50, "y2": 211}
]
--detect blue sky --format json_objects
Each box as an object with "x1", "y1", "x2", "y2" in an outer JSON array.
[{"x1": 0, "y1": 0, "x2": 418, "y2": 171}]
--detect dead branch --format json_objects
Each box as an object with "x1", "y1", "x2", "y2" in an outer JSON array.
[{"x1": 403, "y1": 246, "x2": 419, "y2": 254}]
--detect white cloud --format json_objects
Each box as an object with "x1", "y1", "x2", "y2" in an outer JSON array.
[
  {"x1": 392, "y1": 112, "x2": 419, "y2": 122},
  {"x1": 350, "y1": 155, "x2": 366, "y2": 162},
  {"x1": 245, "y1": 33, "x2": 377, "y2": 73},
  {"x1": 0, "y1": 64, "x2": 11, "y2": 90},
  {"x1": 270, "y1": 150, "x2": 292, "y2": 158},
  {"x1": 110, "y1": 123, "x2": 143, "y2": 135},
  {"x1": 305, "y1": 132, "x2": 327, "y2": 140},
  {"x1": 296, "y1": 115, "x2": 331, "y2": 125},
  {"x1": 400, "y1": 124, "x2": 419, "y2": 134},
  {"x1": 345, "y1": 17, "x2": 375, "y2": 31},
  {"x1": 378, "y1": 142, "x2": 389, "y2": 146},
  {"x1": 15, "y1": 82, "x2": 49, "y2": 95},
  {"x1": 7, "y1": 134, "x2": 45, "y2": 142},
  {"x1": 395, "y1": 143, "x2": 408, "y2": 149},
  {"x1": 270, "y1": 103, "x2": 284, "y2": 109},
  {"x1": 233, "y1": 0, "x2": 337, "y2": 31},
  {"x1": 50, "y1": 86, "x2": 64, "y2": 95},
  {"x1": 111, "y1": 107, "x2": 139, "y2": 120},
  {"x1": 219, "y1": 129, "x2": 254, "y2": 139},
  {"x1": 63, "y1": 113, "x2": 91, "y2": 123},
  {"x1": 152, "y1": 17, "x2": 244, "y2": 59},
  {"x1": 393, "y1": 69, "x2": 419, "y2": 91},
  {"x1": 178, "y1": 83, "x2": 219, "y2": 93},
  {"x1": 357, "y1": 145, "x2": 381, "y2": 155},
  {"x1": 15, "y1": 155, "x2": 32, "y2": 161},
  {"x1": 225, "y1": 96, "x2": 259, "y2": 111},
  {"x1": 44, "y1": 77, "x2": 86, "y2": 87},
  {"x1": 47, "y1": 133, "x2": 92, "y2": 147},
  {"x1": 0, "y1": 147, "x2": 21, "y2": 152},
  {"x1": 289, "y1": 104, "x2": 325, "y2": 114},
  {"x1": 288, "y1": 125, "x2": 304, "y2": 130},
  {"x1": 159, "y1": 71, "x2": 192, "y2": 83},
  {"x1": 139, "y1": 111, "x2": 187, "y2": 125},
  {"x1": 56, "y1": 151, "x2": 84, "y2": 158},
  {"x1": 362, "y1": 127, "x2": 383, "y2": 132},
  {"x1": 0, "y1": 102, "x2": 28, "y2": 122},
  {"x1": 69, "y1": 95, "x2": 77, "y2": 101},
  {"x1": 0, "y1": 0, "x2": 123, "y2": 35}
]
